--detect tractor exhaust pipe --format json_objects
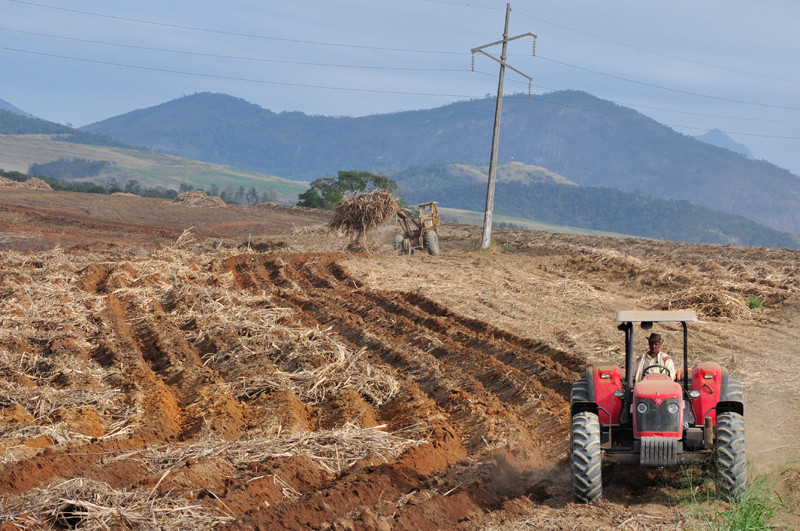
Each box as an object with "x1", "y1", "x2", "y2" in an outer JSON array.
[{"x1": 704, "y1": 416, "x2": 714, "y2": 449}]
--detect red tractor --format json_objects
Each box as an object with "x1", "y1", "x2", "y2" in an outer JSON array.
[{"x1": 569, "y1": 310, "x2": 745, "y2": 502}]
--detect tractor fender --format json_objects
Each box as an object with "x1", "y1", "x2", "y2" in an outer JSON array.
[
  {"x1": 570, "y1": 368, "x2": 597, "y2": 417},
  {"x1": 691, "y1": 363, "x2": 744, "y2": 423},
  {"x1": 591, "y1": 364, "x2": 623, "y2": 425},
  {"x1": 570, "y1": 364, "x2": 623, "y2": 424}
]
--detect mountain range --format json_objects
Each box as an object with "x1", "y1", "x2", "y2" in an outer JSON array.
[{"x1": 81, "y1": 91, "x2": 800, "y2": 236}]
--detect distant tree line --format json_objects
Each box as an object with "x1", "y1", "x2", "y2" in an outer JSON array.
[
  {"x1": 1, "y1": 169, "x2": 280, "y2": 205},
  {"x1": 184, "y1": 182, "x2": 278, "y2": 205},
  {"x1": 29, "y1": 157, "x2": 111, "y2": 180},
  {"x1": 57, "y1": 130, "x2": 132, "y2": 149},
  {"x1": 1, "y1": 169, "x2": 179, "y2": 199}
]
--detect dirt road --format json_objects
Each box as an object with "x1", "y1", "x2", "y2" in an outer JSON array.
[{"x1": 0, "y1": 190, "x2": 798, "y2": 529}]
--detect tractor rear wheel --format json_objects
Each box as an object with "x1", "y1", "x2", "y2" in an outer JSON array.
[
  {"x1": 570, "y1": 411, "x2": 602, "y2": 502},
  {"x1": 424, "y1": 231, "x2": 440, "y2": 256},
  {"x1": 715, "y1": 411, "x2": 746, "y2": 501}
]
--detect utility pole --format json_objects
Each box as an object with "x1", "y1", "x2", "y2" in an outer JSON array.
[{"x1": 471, "y1": 3, "x2": 536, "y2": 250}]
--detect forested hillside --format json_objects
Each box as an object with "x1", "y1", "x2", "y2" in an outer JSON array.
[
  {"x1": 393, "y1": 162, "x2": 797, "y2": 248},
  {"x1": 0, "y1": 109, "x2": 71, "y2": 135}
]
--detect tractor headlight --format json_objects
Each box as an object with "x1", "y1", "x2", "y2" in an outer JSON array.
[
  {"x1": 667, "y1": 403, "x2": 680, "y2": 415},
  {"x1": 636, "y1": 402, "x2": 648, "y2": 414}
]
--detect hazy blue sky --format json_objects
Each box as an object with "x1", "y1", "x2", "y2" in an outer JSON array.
[{"x1": 3, "y1": 0, "x2": 800, "y2": 174}]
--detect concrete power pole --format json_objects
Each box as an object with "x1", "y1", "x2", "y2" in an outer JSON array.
[{"x1": 471, "y1": 4, "x2": 536, "y2": 250}]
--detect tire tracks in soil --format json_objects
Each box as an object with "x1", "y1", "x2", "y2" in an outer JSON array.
[{"x1": 223, "y1": 253, "x2": 583, "y2": 529}]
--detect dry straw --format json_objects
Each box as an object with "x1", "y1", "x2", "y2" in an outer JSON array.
[
  {"x1": 171, "y1": 190, "x2": 226, "y2": 208},
  {"x1": 220, "y1": 340, "x2": 400, "y2": 406},
  {"x1": 645, "y1": 287, "x2": 749, "y2": 319},
  {"x1": 140, "y1": 422, "x2": 424, "y2": 477},
  {"x1": 0, "y1": 477, "x2": 234, "y2": 529}
]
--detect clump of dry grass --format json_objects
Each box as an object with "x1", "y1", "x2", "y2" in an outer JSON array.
[
  {"x1": 221, "y1": 340, "x2": 399, "y2": 406},
  {"x1": 141, "y1": 422, "x2": 425, "y2": 477},
  {"x1": 0, "y1": 177, "x2": 52, "y2": 190},
  {"x1": 291, "y1": 223, "x2": 330, "y2": 236},
  {"x1": 0, "y1": 348, "x2": 139, "y2": 448},
  {"x1": 172, "y1": 191, "x2": 226, "y2": 208},
  {"x1": 644, "y1": 287, "x2": 749, "y2": 319},
  {"x1": 0, "y1": 247, "x2": 106, "y2": 348},
  {"x1": 0, "y1": 477, "x2": 233, "y2": 529},
  {"x1": 0, "y1": 385, "x2": 137, "y2": 448},
  {"x1": 328, "y1": 189, "x2": 398, "y2": 241}
]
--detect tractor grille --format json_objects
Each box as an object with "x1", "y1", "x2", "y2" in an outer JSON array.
[
  {"x1": 635, "y1": 398, "x2": 680, "y2": 433},
  {"x1": 640, "y1": 436, "x2": 678, "y2": 466}
]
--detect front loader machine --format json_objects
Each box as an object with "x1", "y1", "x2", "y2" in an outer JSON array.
[
  {"x1": 394, "y1": 201, "x2": 440, "y2": 256},
  {"x1": 569, "y1": 310, "x2": 745, "y2": 503}
]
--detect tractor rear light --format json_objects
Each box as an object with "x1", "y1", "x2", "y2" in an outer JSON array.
[
  {"x1": 600, "y1": 372, "x2": 611, "y2": 379},
  {"x1": 613, "y1": 390, "x2": 625, "y2": 398},
  {"x1": 703, "y1": 373, "x2": 714, "y2": 379},
  {"x1": 636, "y1": 402, "x2": 648, "y2": 414},
  {"x1": 689, "y1": 390, "x2": 700, "y2": 398},
  {"x1": 667, "y1": 403, "x2": 680, "y2": 414}
]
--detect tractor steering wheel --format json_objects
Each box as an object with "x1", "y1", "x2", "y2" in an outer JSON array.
[{"x1": 642, "y1": 365, "x2": 670, "y2": 376}]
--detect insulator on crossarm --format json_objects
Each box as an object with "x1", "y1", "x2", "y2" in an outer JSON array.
[
  {"x1": 471, "y1": 53, "x2": 475, "y2": 71},
  {"x1": 528, "y1": 81, "x2": 532, "y2": 98},
  {"x1": 532, "y1": 38, "x2": 536, "y2": 56}
]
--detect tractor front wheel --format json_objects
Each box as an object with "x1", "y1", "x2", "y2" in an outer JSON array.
[
  {"x1": 570, "y1": 411, "x2": 602, "y2": 502},
  {"x1": 715, "y1": 411, "x2": 746, "y2": 501}
]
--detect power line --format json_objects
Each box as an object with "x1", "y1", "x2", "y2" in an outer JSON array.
[
  {"x1": 0, "y1": 45, "x2": 476, "y2": 98},
  {"x1": 0, "y1": 27, "x2": 467, "y2": 72},
  {"x1": 513, "y1": 8, "x2": 800, "y2": 85},
  {"x1": 6, "y1": 0, "x2": 462, "y2": 55},
  {"x1": 422, "y1": 0, "x2": 800, "y2": 84},
  {"x1": 536, "y1": 55, "x2": 800, "y2": 112}
]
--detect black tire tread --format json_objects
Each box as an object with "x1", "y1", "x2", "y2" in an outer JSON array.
[
  {"x1": 570, "y1": 411, "x2": 602, "y2": 502},
  {"x1": 715, "y1": 411, "x2": 746, "y2": 501},
  {"x1": 424, "y1": 231, "x2": 440, "y2": 256}
]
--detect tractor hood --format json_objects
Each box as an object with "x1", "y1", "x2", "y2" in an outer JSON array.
[{"x1": 634, "y1": 375, "x2": 681, "y2": 402}]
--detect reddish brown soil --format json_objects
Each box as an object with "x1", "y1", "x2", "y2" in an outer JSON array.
[{"x1": 0, "y1": 189, "x2": 798, "y2": 530}]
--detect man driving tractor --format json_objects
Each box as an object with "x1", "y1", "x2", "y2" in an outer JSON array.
[{"x1": 632, "y1": 332, "x2": 675, "y2": 381}]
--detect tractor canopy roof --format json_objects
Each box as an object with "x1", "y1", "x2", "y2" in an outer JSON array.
[{"x1": 615, "y1": 310, "x2": 697, "y2": 323}]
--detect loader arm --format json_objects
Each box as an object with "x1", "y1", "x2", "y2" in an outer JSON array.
[{"x1": 395, "y1": 205, "x2": 422, "y2": 238}]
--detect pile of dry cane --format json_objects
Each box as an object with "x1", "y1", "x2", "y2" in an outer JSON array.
[{"x1": 327, "y1": 189, "x2": 398, "y2": 241}]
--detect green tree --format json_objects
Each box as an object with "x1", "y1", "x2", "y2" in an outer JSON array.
[
  {"x1": 124, "y1": 179, "x2": 141, "y2": 194},
  {"x1": 297, "y1": 170, "x2": 400, "y2": 210},
  {"x1": 246, "y1": 186, "x2": 260, "y2": 205}
]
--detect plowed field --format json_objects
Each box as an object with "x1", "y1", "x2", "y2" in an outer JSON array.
[{"x1": 0, "y1": 189, "x2": 798, "y2": 529}]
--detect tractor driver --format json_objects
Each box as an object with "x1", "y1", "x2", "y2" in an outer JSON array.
[{"x1": 633, "y1": 332, "x2": 675, "y2": 381}]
